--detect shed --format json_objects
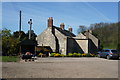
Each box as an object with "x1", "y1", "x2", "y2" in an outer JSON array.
[{"x1": 19, "y1": 39, "x2": 37, "y2": 54}]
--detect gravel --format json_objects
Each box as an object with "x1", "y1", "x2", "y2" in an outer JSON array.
[{"x1": 2, "y1": 57, "x2": 118, "y2": 78}]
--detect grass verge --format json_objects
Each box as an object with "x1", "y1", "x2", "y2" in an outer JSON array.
[{"x1": 0, "y1": 56, "x2": 20, "y2": 62}]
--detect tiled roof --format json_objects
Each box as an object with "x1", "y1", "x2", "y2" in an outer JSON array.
[
  {"x1": 54, "y1": 26, "x2": 76, "y2": 37},
  {"x1": 20, "y1": 39, "x2": 37, "y2": 46}
]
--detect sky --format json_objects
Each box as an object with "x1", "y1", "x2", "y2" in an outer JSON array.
[{"x1": 2, "y1": 2, "x2": 118, "y2": 35}]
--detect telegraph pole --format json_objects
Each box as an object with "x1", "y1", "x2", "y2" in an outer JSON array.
[
  {"x1": 19, "y1": 10, "x2": 22, "y2": 39},
  {"x1": 19, "y1": 10, "x2": 22, "y2": 55},
  {"x1": 28, "y1": 19, "x2": 32, "y2": 39},
  {"x1": 19, "y1": 10, "x2": 22, "y2": 32}
]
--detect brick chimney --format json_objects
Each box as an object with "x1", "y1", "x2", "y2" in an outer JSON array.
[
  {"x1": 60, "y1": 23, "x2": 64, "y2": 30},
  {"x1": 48, "y1": 17, "x2": 53, "y2": 28},
  {"x1": 86, "y1": 29, "x2": 89, "y2": 39},
  {"x1": 68, "y1": 27, "x2": 72, "y2": 32}
]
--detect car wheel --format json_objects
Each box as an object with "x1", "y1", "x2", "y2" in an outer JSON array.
[
  {"x1": 98, "y1": 54, "x2": 101, "y2": 58},
  {"x1": 107, "y1": 55, "x2": 110, "y2": 60}
]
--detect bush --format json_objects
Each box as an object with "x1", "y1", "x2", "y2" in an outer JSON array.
[
  {"x1": 81, "y1": 53, "x2": 87, "y2": 57},
  {"x1": 50, "y1": 53, "x2": 66, "y2": 57},
  {"x1": 73, "y1": 53, "x2": 78, "y2": 57},
  {"x1": 54, "y1": 53, "x2": 60, "y2": 57},
  {"x1": 50, "y1": 53, "x2": 61, "y2": 57},
  {"x1": 77, "y1": 53, "x2": 82, "y2": 57},
  {"x1": 72, "y1": 53, "x2": 82, "y2": 57},
  {"x1": 37, "y1": 53, "x2": 43, "y2": 57},
  {"x1": 50, "y1": 53, "x2": 56, "y2": 57},
  {"x1": 60, "y1": 54, "x2": 66, "y2": 57},
  {"x1": 85, "y1": 54, "x2": 91, "y2": 57},
  {"x1": 67, "y1": 53, "x2": 73, "y2": 57},
  {"x1": 85, "y1": 53, "x2": 95, "y2": 57},
  {"x1": 90, "y1": 53, "x2": 95, "y2": 57}
]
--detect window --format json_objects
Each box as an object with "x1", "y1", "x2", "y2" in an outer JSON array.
[{"x1": 111, "y1": 50, "x2": 117, "y2": 53}]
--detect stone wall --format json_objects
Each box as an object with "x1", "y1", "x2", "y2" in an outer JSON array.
[
  {"x1": 88, "y1": 39, "x2": 99, "y2": 54},
  {"x1": 76, "y1": 33, "x2": 86, "y2": 39},
  {"x1": 88, "y1": 33, "x2": 100, "y2": 54},
  {"x1": 67, "y1": 38, "x2": 84, "y2": 54},
  {"x1": 36, "y1": 28, "x2": 56, "y2": 52},
  {"x1": 88, "y1": 33, "x2": 99, "y2": 48},
  {"x1": 54, "y1": 28, "x2": 67, "y2": 55},
  {"x1": 76, "y1": 39, "x2": 88, "y2": 53}
]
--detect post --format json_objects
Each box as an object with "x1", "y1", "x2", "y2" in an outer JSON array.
[
  {"x1": 28, "y1": 19, "x2": 32, "y2": 39},
  {"x1": 19, "y1": 10, "x2": 22, "y2": 32},
  {"x1": 19, "y1": 10, "x2": 22, "y2": 39}
]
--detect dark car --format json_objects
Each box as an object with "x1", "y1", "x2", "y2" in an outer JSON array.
[{"x1": 97, "y1": 49, "x2": 119, "y2": 60}]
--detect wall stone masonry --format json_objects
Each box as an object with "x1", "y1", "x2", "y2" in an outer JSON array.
[{"x1": 36, "y1": 17, "x2": 100, "y2": 55}]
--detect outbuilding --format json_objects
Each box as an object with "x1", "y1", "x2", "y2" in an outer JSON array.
[{"x1": 19, "y1": 39, "x2": 37, "y2": 54}]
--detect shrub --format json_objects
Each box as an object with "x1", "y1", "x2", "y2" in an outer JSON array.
[
  {"x1": 86, "y1": 54, "x2": 91, "y2": 57},
  {"x1": 37, "y1": 53, "x2": 43, "y2": 57},
  {"x1": 73, "y1": 53, "x2": 78, "y2": 57},
  {"x1": 60, "y1": 54, "x2": 66, "y2": 57},
  {"x1": 77, "y1": 53, "x2": 82, "y2": 57},
  {"x1": 54, "y1": 53, "x2": 60, "y2": 57},
  {"x1": 90, "y1": 53, "x2": 95, "y2": 57},
  {"x1": 50, "y1": 53, "x2": 56, "y2": 57},
  {"x1": 72, "y1": 53, "x2": 82, "y2": 57},
  {"x1": 85, "y1": 53, "x2": 95, "y2": 57},
  {"x1": 67, "y1": 53, "x2": 73, "y2": 57},
  {"x1": 67, "y1": 53, "x2": 83, "y2": 57},
  {"x1": 82, "y1": 53, "x2": 87, "y2": 57},
  {"x1": 50, "y1": 53, "x2": 61, "y2": 57}
]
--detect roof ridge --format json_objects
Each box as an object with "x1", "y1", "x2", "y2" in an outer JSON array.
[{"x1": 53, "y1": 26, "x2": 76, "y2": 37}]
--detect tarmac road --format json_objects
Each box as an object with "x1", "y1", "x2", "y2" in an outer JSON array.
[{"x1": 2, "y1": 57, "x2": 118, "y2": 78}]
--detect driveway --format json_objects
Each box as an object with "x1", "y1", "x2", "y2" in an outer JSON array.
[{"x1": 2, "y1": 57, "x2": 118, "y2": 78}]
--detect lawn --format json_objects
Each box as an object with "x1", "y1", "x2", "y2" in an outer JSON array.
[{"x1": 0, "y1": 56, "x2": 20, "y2": 62}]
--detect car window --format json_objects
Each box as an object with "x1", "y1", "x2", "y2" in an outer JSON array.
[
  {"x1": 104, "y1": 50, "x2": 109, "y2": 52},
  {"x1": 111, "y1": 50, "x2": 117, "y2": 53}
]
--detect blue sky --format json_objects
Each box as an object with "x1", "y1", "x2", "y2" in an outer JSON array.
[{"x1": 2, "y1": 2, "x2": 118, "y2": 35}]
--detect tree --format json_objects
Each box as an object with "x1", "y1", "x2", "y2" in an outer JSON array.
[
  {"x1": 13, "y1": 31, "x2": 27, "y2": 41},
  {"x1": 2, "y1": 29, "x2": 12, "y2": 56},
  {"x1": 89, "y1": 22, "x2": 119, "y2": 49},
  {"x1": 26, "y1": 30, "x2": 37, "y2": 41},
  {"x1": 1, "y1": 28, "x2": 11, "y2": 37},
  {"x1": 77, "y1": 25, "x2": 87, "y2": 34},
  {"x1": 2, "y1": 29, "x2": 20, "y2": 56}
]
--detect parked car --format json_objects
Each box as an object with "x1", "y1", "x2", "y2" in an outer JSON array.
[{"x1": 97, "y1": 49, "x2": 119, "y2": 60}]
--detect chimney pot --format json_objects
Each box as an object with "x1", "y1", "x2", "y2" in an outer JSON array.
[
  {"x1": 60, "y1": 23, "x2": 65, "y2": 30},
  {"x1": 68, "y1": 27, "x2": 72, "y2": 32}
]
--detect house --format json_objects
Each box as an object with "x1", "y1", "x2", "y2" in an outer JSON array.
[{"x1": 36, "y1": 17, "x2": 100, "y2": 55}]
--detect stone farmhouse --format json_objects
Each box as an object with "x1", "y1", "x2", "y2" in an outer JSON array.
[{"x1": 36, "y1": 17, "x2": 100, "y2": 55}]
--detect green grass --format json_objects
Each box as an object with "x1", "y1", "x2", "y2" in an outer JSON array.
[{"x1": 0, "y1": 56, "x2": 20, "y2": 62}]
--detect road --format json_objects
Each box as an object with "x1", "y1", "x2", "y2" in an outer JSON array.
[{"x1": 2, "y1": 57, "x2": 118, "y2": 78}]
